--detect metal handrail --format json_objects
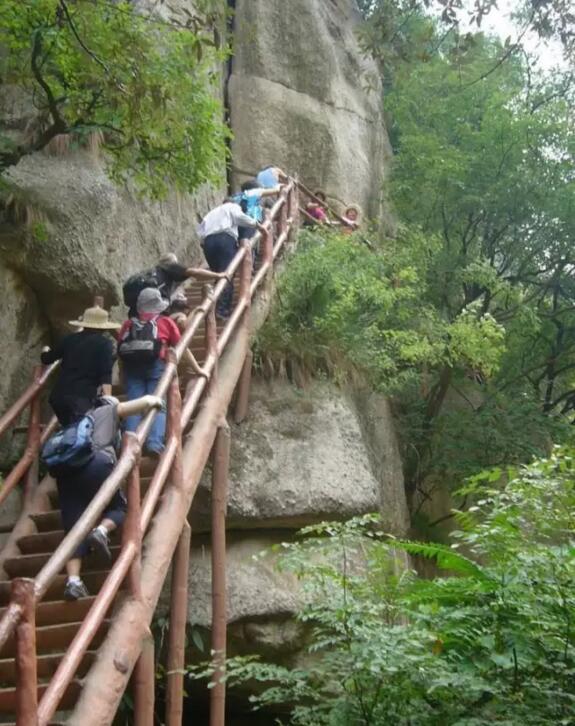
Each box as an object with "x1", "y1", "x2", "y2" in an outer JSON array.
[{"x1": 0, "y1": 179, "x2": 298, "y2": 724}]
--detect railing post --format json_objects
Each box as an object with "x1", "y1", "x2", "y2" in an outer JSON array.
[
  {"x1": 122, "y1": 434, "x2": 142, "y2": 601},
  {"x1": 290, "y1": 182, "x2": 300, "y2": 235},
  {"x1": 133, "y1": 634, "x2": 155, "y2": 726},
  {"x1": 280, "y1": 191, "x2": 288, "y2": 237},
  {"x1": 238, "y1": 240, "x2": 252, "y2": 306},
  {"x1": 165, "y1": 352, "x2": 190, "y2": 725},
  {"x1": 23, "y1": 366, "x2": 42, "y2": 506},
  {"x1": 204, "y1": 284, "x2": 218, "y2": 390},
  {"x1": 234, "y1": 351, "x2": 253, "y2": 425},
  {"x1": 165, "y1": 521, "x2": 191, "y2": 726},
  {"x1": 12, "y1": 578, "x2": 38, "y2": 726},
  {"x1": 210, "y1": 422, "x2": 230, "y2": 726}
]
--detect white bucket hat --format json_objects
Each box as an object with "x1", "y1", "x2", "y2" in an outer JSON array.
[
  {"x1": 69, "y1": 305, "x2": 121, "y2": 330},
  {"x1": 137, "y1": 287, "x2": 169, "y2": 315}
]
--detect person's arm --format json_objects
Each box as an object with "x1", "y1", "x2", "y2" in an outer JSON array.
[
  {"x1": 97, "y1": 338, "x2": 115, "y2": 388},
  {"x1": 117, "y1": 395, "x2": 164, "y2": 419},
  {"x1": 182, "y1": 348, "x2": 208, "y2": 377},
  {"x1": 185, "y1": 267, "x2": 226, "y2": 280},
  {"x1": 231, "y1": 205, "x2": 258, "y2": 229},
  {"x1": 40, "y1": 337, "x2": 66, "y2": 365},
  {"x1": 259, "y1": 186, "x2": 282, "y2": 198}
]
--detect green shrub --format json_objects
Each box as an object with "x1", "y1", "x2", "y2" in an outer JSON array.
[{"x1": 193, "y1": 449, "x2": 575, "y2": 725}]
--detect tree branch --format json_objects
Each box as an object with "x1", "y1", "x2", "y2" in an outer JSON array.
[{"x1": 59, "y1": 0, "x2": 110, "y2": 74}]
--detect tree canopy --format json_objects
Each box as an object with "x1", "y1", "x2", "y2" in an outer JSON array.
[{"x1": 0, "y1": 0, "x2": 228, "y2": 197}]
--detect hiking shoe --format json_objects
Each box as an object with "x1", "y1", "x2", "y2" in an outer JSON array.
[
  {"x1": 64, "y1": 579, "x2": 89, "y2": 601},
  {"x1": 87, "y1": 527, "x2": 112, "y2": 561}
]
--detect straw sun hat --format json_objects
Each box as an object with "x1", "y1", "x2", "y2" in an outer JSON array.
[{"x1": 69, "y1": 305, "x2": 121, "y2": 330}]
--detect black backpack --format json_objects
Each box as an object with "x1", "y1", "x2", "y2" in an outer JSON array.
[
  {"x1": 122, "y1": 269, "x2": 161, "y2": 311},
  {"x1": 118, "y1": 317, "x2": 162, "y2": 365}
]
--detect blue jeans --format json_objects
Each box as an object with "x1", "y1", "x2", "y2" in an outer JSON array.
[
  {"x1": 123, "y1": 359, "x2": 166, "y2": 453},
  {"x1": 203, "y1": 232, "x2": 237, "y2": 318}
]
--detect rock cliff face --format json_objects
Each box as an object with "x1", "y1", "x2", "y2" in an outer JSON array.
[
  {"x1": 0, "y1": 0, "x2": 389, "y2": 418},
  {"x1": 229, "y1": 0, "x2": 392, "y2": 217},
  {"x1": 159, "y1": 380, "x2": 408, "y2": 660},
  {"x1": 1, "y1": 0, "x2": 402, "y2": 691}
]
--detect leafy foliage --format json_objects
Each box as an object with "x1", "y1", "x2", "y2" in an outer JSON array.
[
  {"x1": 257, "y1": 229, "x2": 505, "y2": 395},
  {"x1": 0, "y1": 0, "x2": 228, "y2": 196},
  {"x1": 193, "y1": 451, "x2": 575, "y2": 725}
]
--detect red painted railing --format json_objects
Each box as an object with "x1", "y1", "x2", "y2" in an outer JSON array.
[{"x1": 0, "y1": 180, "x2": 299, "y2": 725}]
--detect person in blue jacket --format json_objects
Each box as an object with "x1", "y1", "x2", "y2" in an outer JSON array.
[
  {"x1": 232, "y1": 179, "x2": 282, "y2": 244},
  {"x1": 256, "y1": 165, "x2": 288, "y2": 189}
]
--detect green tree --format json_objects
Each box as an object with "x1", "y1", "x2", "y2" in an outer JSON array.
[
  {"x1": 385, "y1": 32, "x2": 575, "y2": 490},
  {"x1": 0, "y1": 0, "x2": 228, "y2": 197},
  {"x1": 196, "y1": 449, "x2": 575, "y2": 725}
]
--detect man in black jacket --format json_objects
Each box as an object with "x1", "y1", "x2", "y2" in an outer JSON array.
[{"x1": 41, "y1": 303, "x2": 120, "y2": 426}]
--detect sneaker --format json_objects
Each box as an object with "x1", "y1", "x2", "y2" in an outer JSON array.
[
  {"x1": 64, "y1": 578, "x2": 89, "y2": 601},
  {"x1": 87, "y1": 527, "x2": 112, "y2": 561}
]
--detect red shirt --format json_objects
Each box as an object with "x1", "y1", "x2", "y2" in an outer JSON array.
[{"x1": 118, "y1": 314, "x2": 181, "y2": 360}]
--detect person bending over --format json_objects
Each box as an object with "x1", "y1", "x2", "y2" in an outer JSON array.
[
  {"x1": 41, "y1": 303, "x2": 120, "y2": 426},
  {"x1": 232, "y1": 179, "x2": 281, "y2": 246},
  {"x1": 198, "y1": 199, "x2": 264, "y2": 320},
  {"x1": 44, "y1": 394, "x2": 163, "y2": 600},
  {"x1": 123, "y1": 252, "x2": 226, "y2": 319},
  {"x1": 256, "y1": 165, "x2": 288, "y2": 189}
]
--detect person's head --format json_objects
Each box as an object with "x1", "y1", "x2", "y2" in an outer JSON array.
[
  {"x1": 136, "y1": 287, "x2": 169, "y2": 316},
  {"x1": 69, "y1": 304, "x2": 121, "y2": 333},
  {"x1": 241, "y1": 179, "x2": 259, "y2": 192},
  {"x1": 158, "y1": 252, "x2": 178, "y2": 268},
  {"x1": 314, "y1": 190, "x2": 327, "y2": 203},
  {"x1": 345, "y1": 205, "x2": 361, "y2": 222}
]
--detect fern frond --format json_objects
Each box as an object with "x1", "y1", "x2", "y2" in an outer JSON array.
[{"x1": 389, "y1": 540, "x2": 493, "y2": 582}]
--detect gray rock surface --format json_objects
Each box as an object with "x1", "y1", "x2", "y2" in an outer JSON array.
[
  {"x1": 2, "y1": 152, "x2": 221, "y2": 334},
  {"x1": 180, "y1": 380, "x2": 408, "y2": 660},
  {"x1": 184, "y1": 533, "x2": 302, "y2": 629},
  {"x1": 191, "y1": 380, "x2": 384, "y2": 530},
  {"x1": 229, "y1": 0, "x2": 392, "y2": 217}
]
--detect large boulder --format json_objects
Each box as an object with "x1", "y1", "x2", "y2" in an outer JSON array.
[
  {"x1": 1, "y1": 151, "x2": 222, "y2": 335},
  {"x1": 191, "y1": 380, "x2": 388, "y2": 530},
  {"x1": 179, "y1": 380, "x2": 408, "y2": 660},
  {"x1": 229, "y1": 0, "x2": 392, "y2": 217}
]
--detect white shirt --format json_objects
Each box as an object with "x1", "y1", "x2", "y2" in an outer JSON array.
[{"x1": 198, "y1": 202, "x2": 257, "y2": 241}]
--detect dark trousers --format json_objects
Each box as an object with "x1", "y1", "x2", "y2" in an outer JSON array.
[
  {"x1": 50, "y1": 394, "x2": 94, "y2": 426},
  {"x1": 203, "y1": 232, "x2": 237, "y2": 318},
  {"x1": 56, "y1": 451, "x2": 126, "y2": 558}
]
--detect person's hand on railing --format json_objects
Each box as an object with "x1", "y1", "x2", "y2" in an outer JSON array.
[
  {"x1": 146, "y1": 395, "x2": 165, "y2": 410},
  {"x1": 182, "y1": 349, "x2": 209, "y2": 379}
]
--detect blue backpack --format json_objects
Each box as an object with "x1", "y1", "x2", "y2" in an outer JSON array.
[
  {"x1": 41, "y1": 414, "x2": 96, "y2": 475},
  {"x1": 233, "y1": 191, "x2": 264, "y2": 223}
]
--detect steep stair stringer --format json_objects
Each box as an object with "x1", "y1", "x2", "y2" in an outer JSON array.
[{"x1": 69, "y1": 278, "x2": 269, "y2": 723}]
